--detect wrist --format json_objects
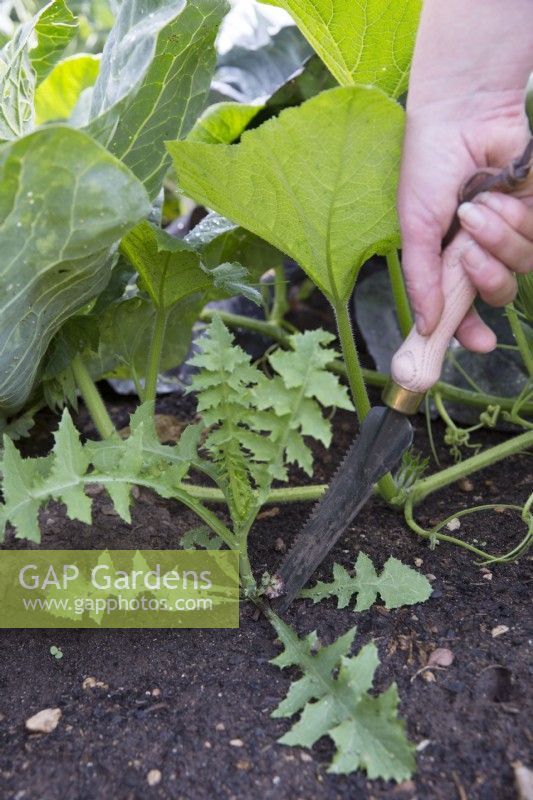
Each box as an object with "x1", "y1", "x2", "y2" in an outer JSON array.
[{"x1": 407, "y1": 0, "x2": 533, "y2": 111}]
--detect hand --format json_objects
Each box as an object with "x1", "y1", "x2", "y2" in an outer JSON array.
[{"x1": 398, "y1": 0, "x2": 533, "y2": 351}]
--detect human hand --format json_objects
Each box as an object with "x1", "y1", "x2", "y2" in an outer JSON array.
[{"x1": 398, "y1": 0, "x2": 533, "y2": 351}]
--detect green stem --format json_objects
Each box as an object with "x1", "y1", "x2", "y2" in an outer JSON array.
[
  {"x1": 200, "y1": 308, "x2": 289, "y2": 345},
  {"x1": 144, "y1": 307, "x2": 168, "y2": 404},
  {"x1": 333, "y1": 302, "x2": 397, "y2": 502},
  {"x1": 270, "y1": 264, "x2": 289, "y2": 324},
  {"x1": 71, "y1": 354, "x2": 115, "y2": 440},
  {"x1": 333, "y1": 302, "x2": 371, "y2": 419},
  {"x1": 386, "y1": 249, "x2": 413, "y2": 338},
  {"x1": 180, "y1": 483, "x2": 328, "y2": 504},
  {"x1": 405, "y1": 497, "x2": 504, "y2": 560},
  {"x1": 412, "y1": 429, "x2": 533, "y2": 504},
  {"x1": 506, "y1": 302, "x2": 533, "y2": 379}
]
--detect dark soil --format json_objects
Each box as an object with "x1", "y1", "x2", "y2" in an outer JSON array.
[{"x1": 0, "y1": 391, "x2": 531, "y2": 800}]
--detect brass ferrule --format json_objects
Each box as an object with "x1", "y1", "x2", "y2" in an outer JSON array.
[{"x1": 382, "y1": 379, "x2": 424, "y2": 415}]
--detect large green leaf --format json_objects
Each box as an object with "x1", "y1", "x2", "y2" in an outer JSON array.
[
  {"x1": 260, "y1": 0, "x2": 421, "y2": 97},
  {"x1": 35, "y1": 53, "x2": 100, "y2": 124},
  {"x1": 0, "y1": 0, "x2": 77, "y2": 139},
  {"x1": 168, "y1": 86, "x2": 403, "y2": 304},
  {"x1": 120, "y1": 220, "x2": 262, "y2": 308},
  {"x1": 212, "y1": 22, "x2": 313, "y2": 104},
  {"x1": 87, "y1": 0, "x2": 227, "y2": 198},
  {"x1": 0, "y1": 125, "x2": 150, "y2": 414}
]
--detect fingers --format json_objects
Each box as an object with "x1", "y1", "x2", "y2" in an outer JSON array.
[
  {"x1": 459, "y1": 239, "x2": 517, "y2": 306},
  {"x1": 400, "y1": 227, "x2": 444, "y2": 335},
  {"x1": 397, "y1": 123, "x2": 464, "y2": 336},
  {"x1": 458, "y1": 193, "x2": 533, "y2": 273},
  {"x1": 454, "y1": 307, "x2": 497, "y2": 353}
]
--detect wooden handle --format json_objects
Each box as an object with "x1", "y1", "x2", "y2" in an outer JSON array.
[
  {"x1": 391, "y1": 230, "x2": 476, "y2": 393},
  {"x1": 390, "y1": 137, "x2": 533, "y2": 397}
]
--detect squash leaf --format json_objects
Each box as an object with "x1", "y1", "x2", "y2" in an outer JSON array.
[
  {"x1": 168, "y1": 86, "x2": 403, "y2": 305},
  {"x1": 260, "y1": 0, "x2": 421, "y2": 97}
]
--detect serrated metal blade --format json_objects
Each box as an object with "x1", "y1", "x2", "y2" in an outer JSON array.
[{"x1": 271, "y1": 406, "x2": 413, "y2": 613}]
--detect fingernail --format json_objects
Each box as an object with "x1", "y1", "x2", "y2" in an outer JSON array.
[
  {"x1": 458, "y1": 238, "x2": 480, "y2": 265},
  {"x1": 415, "y1": 312, "x2": 427, "y2": 334},
  {"x1": 458, "y1": 202, "x2": 485, "y2": 229},
  {"x1": 476, "y1": 192, "x2": 502, "y2": 212}
]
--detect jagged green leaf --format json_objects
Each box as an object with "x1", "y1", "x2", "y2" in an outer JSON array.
[
  {"x1": 0, "y1": 126, "x2": 150, "y2": 414},
  {"x1": 0, "y1": 404, "x2": 201, "y2": 542},
  {"x1": 301, "y1": 551, "x2": 432, "y2": 611},
  {"x1": 0, "y1": 437, "x2": 50, "y2": 542},
  {"x1": 88, "y1": 0, "x2": 227, "y2": 198},
  {"x1": 180, "y1": 525, "x2": 223, "y2": 550},
  {"x1": 260, "y1": 0, "x2": 421, "y2": 97},
  {"x1": 268, "y1": 329, "x2": 353, "y2": 411},
  {"x1": 189, "y1": 317, "x2": 352, "y2": 521},
  {"x1": 49, "y1": 410, "x2": 92, "y2": 523},
  {"x1": 35, "y1": 53, "x2": 100, "y2": 124},
  {"x1": 270, "y1": 614, "x2": 414, "y2": 780},
  {"x1": 168, "y1": 86, "x2": 403, "y2": 304}
]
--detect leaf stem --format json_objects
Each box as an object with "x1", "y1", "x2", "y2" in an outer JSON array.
[
  {"x1": 199, "y1": 307, "x2": 289, "y2": 344},
  {"x1": 386, "y1": 249, "x2": 413, "y2": 338},
  {"x1": 270, "y1": 264, "x2": 289, "y2": 324},
  {"x1": 179, "y1": 483, "x2": 328, "y2": 504},
  {"x1": 71, "y1": 354, "x2": 115, "y2": 440},
  {"x1": 333, "y1": 302, "x2": 397, "y2": 502},
  {"x1": 144, "y1": 307, "x2": 168, "y2": 404},
  {"x1": 506, "y1": 302, "x2": 533, "y2": 379},
  {"x1": 411, "y1": 429, "x2": 533, "y2": 504}
]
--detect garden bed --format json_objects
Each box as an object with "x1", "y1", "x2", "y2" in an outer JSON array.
[{"x1": 1, "y1": 394, "x2": 530, "y2": 800}]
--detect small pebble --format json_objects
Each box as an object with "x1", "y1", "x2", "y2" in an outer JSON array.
[
  {"x1": 25, "y1": 708, "x2": 61, "y2": 734},
  {"x1": 146, "y1": 769, "x2": 162, "y2": 787},
  {"x1": 491, "y1": 624, "x2": 509, "y2": 638},
  {"x1": 230, "y1": 738, "x2": 244, "y2": 747},
  {"x1": 428, "y1": 648, "x2": 454, "y2": 667},
  {"x1": 82, "y1": 677, "x2": 108, "y2": 690}
]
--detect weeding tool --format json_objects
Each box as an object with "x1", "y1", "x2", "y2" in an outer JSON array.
[{"x1": 271, "y1": 139, "x2": 533, "y2": 613}]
